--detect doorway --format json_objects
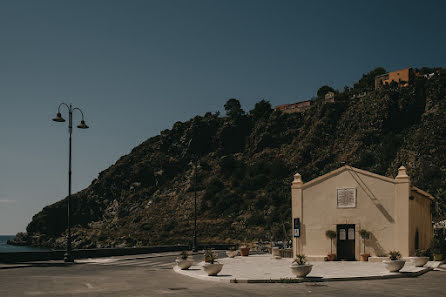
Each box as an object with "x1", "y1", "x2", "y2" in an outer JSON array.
[{"x1": 337, "y1": 224, "x2": 355, "y2": 260}]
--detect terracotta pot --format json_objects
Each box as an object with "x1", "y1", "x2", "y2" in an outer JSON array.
[
  {"x1": 176, "y1": 257, "x2": 193, "y2": 270},
  {"x1": 360, "y1": 253, "x2": 370, "y2": 261},
  {"x1": 240, "y1": 247, "x2": 250, "y2": 257},
  {"x1": 327, "y1": 254, "x2": 336, "y2": 261},
  {"x1": 383, "y1": 260, "x2": 406, "y2": 272},
  {"x1": 290, "y1": 264, "x2": 313, "y2": 278},
  {"x1": 202, "y1": 263, "x2": 223, "y2": 276},
  {"x1": 409, "y1": 257, "x2": 429, "y2": 267}
]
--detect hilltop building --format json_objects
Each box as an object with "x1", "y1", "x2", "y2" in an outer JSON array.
[
  {"x1": 375, "y1": 67, "x2": 414, "y2": 89},
  {"x1": 291, "y1": 165, "x2": 434, "y2": 260},
  {"x1": 274, "y1": 100, "x2": 311, "y2": 114}
]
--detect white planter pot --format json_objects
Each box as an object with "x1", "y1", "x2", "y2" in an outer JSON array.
[
  {"x1": 289, "y1": 264, "x2": 313, "y2": 278},
  {"x1": 176, "y1": 257, "x2": 193, "y2": 270},
  {"x1": 409, "y1": 257, "x2": 429, "y2": 267},
  {"x1": 383, "y1": 260, "x2": 406, "y2": 272},
  {"x1": 202, "y1": 263, "x2": 224, "y2": 276},
  {"x1": 226, "y1": 251, "x2": 238, "y2": 258}
]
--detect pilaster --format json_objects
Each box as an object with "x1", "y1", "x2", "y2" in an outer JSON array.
[
  {"x1": 291, "y1": 173, "x2": 303, "y2": 258},
  {"x1": 394, "y1": 166, "x2": 410, "y2": 257}
]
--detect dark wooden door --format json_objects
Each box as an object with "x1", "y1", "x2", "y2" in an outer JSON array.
[{"x1": 337, "y1": 224, "x2": 355, "y2": 260}]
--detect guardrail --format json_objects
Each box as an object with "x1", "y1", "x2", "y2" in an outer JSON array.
[{"x1": 0, "y1": 243, "x2": 237, "y2": 263}]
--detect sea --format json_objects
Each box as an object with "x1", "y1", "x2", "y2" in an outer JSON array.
[{"x1": 0, "y1": 235, "x2": 49, "y2": 252}]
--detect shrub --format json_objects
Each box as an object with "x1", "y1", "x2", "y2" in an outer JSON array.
[
  {"x1": 204, "y1": 249, "x2": 217, "y2": 264},
  {"x1": 388, "y1": 250, "x2": 401, "y2": 260},
  {"x1": 415, "y1": 249, "x2": 426, "y2": 257},
  {"x1": 180, "y1": 250, "x2": 190, "y2": 260},
  {"x1": 293, "y1": 254, "x2": 307, "y2": 265}
]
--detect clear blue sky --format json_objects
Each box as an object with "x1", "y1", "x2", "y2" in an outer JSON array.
[{"x1": 1, "y1": 0, "x2": 445, "y2": 235}]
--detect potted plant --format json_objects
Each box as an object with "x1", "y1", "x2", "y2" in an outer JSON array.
[
  {"x1": 359, "y1": 229, "x2": 370, "y2": 261},
  {"x1": 289, "y1": 254, "x2": 313, "y2": 278},
  {"x1": 409, "y1": 249, "x2": 429, "y2": 267},
  {"x1": 226, "y1": 246, "x2": 238, "y2": 258},
  {"x1": 175, "y1": 250, "x2": 194, "y2": 270},
  {"x1": 383, "y1": 250, "x2": 406, "y2": 272},
  {"x1": 239, "y1": 244, "x2": 250, "y2": 257},
  {"x1": 202, "y1": 249, "x2": 223, "y2": 276},
  {"x1": 325, "y1": 230, "x2": 337, "y2": 261}
]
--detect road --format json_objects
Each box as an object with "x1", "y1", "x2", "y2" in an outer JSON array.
[{"x1": 0, "y1": 252, "x2": 445, "y2": 296}]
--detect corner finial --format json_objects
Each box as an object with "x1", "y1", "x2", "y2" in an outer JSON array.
[
  {"x1": 292, "y1": 173, "x2": 303, "y2": 188},
  {"x1": 396, "y1": 165, "x2": 409, "y2": 179}
]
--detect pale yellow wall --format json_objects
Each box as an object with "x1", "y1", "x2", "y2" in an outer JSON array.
[
  {"x1": 299, "y1": 170, "x2": 396, "y2": 259},
  {"x1": 291, "y1": 166, "x2": 434, "y2": 259},
  {"x1": 409, "y1": 191, "x2": 433, "y2": 255}
]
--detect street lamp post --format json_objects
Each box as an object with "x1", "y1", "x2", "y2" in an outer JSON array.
[
  {"x1": 193, "y1": 157, "x2": 198, "y2": 252},
  {"x1": 52, "y1": 103, "x2": 89, "y2": 263}
]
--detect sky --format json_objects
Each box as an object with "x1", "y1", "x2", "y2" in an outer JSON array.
[{"x1": 1, "y1": 0, "x2": 445, "y2": 235}]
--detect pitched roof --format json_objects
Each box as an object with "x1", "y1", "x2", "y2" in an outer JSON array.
[
  {"x1": 299, "y1": 165, "x2": 434, "y2": 201},
  {"x1": 411, "y1": 186, "x2": 434, "y2": 201},
  {"x1": 301, "y1": 165, "x2": 394, "y2": 189}
]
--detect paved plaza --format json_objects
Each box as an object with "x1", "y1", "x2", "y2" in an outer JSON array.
[
  {"x1": 1, "y1": 252, "x2": 446, "y2": 296},
  {"x1": 174, "y1": 254, "x2": 442, "y2": 282}
]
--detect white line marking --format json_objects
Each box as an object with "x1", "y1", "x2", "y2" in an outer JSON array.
[
  {"x1": 85, "y1": 283, "x2": 93, "y2": 289},
  {"x1": 158, "y1": 262, "x2": 175, "y2": 267}
]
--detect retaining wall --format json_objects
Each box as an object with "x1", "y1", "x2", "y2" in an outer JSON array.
[{"x1": 0, "y1": 243, "x2": 235, "y2": 263}]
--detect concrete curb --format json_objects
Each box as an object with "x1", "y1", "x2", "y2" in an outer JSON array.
[
  {"x1": 174, "y1": 264, "x2": 434, "y2": 284},
  {"x1": 229, "y1": 267, "x2": 434, "y2": 283},
  {"x1": 174, "y1": 265, "x2": 231, "y2": 282}
]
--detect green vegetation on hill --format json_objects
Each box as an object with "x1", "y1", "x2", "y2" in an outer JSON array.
[{"x1": 11, "y1": 67, "x2": 446, "y2": 249}]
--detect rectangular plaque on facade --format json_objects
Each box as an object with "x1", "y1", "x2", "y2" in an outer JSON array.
[{"x1": 337, "y1": 188, "x2": 356, "y2": 208}]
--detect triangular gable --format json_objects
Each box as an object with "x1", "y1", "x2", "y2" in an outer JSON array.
[{"x1": 301, "y1": 165, "x2": 395, "y2": 190}]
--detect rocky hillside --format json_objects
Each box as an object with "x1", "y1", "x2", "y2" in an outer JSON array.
[{"x1": 11, "y1": 67, "x2": 446, "y2": 249}]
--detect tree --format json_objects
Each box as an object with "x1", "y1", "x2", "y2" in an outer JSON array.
[
  {"x1": 325, "y1": 230, "x2": 337, "y2": 255},
  {"x1": 359, "y1": 229, "x2": 370, "y2": 254},
  {"x1": 354, "y1": 67, "x2": 387, "y2": 91},
  {"x1": 224, "y1": 98, "x2": 244, "y2": 119},
  {"x1": 250, "y1": 99, "x2": 272, "y2": 119},
  {"x1": 317, "y1": 85, "x2": 335, "y2": 98}
]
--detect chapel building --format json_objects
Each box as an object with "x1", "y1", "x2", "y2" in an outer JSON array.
[{"x1": 291, "y1": 165, "x2": 434, "y2": 260}]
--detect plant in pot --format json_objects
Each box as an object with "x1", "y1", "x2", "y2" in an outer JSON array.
[
  {"x1": 226, "y1": 246, "x2": 238, "y2": 258},
  {"x1": 325, "y1": 230, "x2": 337, "y2": 261},
  {"x1": 359, "y1": 229, "x2": 370, "y2": 261},
  {"x1": 202, "y1": 249, "x2": 223, "y2": 276},
  {"x1": 289, "y1": 254, "x2": 313, "y2": 278},
  {"x1": 239, "y1": 244, "x2": 250, "y2": 257},
  {"x1": 176, "y1": 250, "x2": 194, "y2": 270},
  {"x1": 383, "y1": 250, "x2": 406, "y2": 272},
  {"x1": 409, "y1": 249, "x2": 429, "y2": 267}
]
